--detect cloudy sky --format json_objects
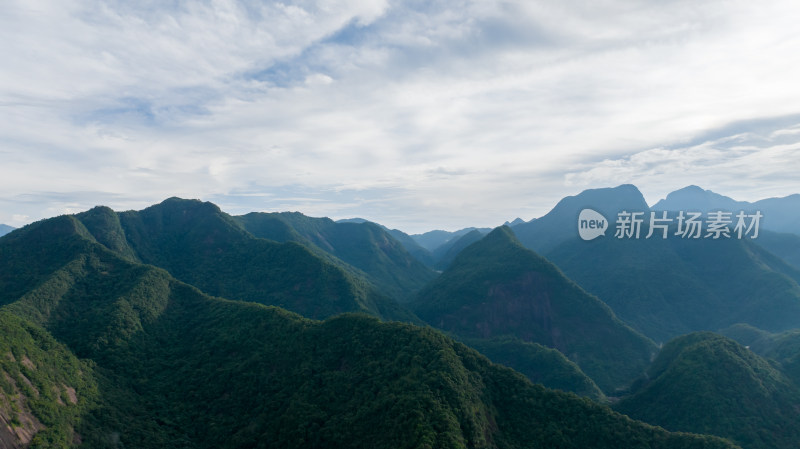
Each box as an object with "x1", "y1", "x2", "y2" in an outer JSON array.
[{"x1": 2, "y1": 0, "x2": 800, "y2": 233}]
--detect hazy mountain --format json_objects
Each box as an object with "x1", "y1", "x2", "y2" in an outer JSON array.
[
  {"x1": 616, "y1": 332, "x2": 800, "y2": 449},
  {"x1": 0, "y1": 212, "x2": 736, "y2": 448},
  {"x1": 411, "y1": 227, "x2": 491, "y2": 252},
  {"x1": 511, "y1": 184, "x2": 650, "y2": 254},
  {"x1": 503, "y1": 217, "x2": 526, "y2": 227},
  {"x1": 752, "y1": 230, "x2": 800, "y2": 270},
  {"x1": 431, "y1": 229, "x2": 484, "y2": 270},
  {"x1": 336, "y1": 218, "x2": 436, "y2": 267},
  {"x1": 411, "y1": 226, "x2": 657, "y2": 392},
  {"x1": 652, "y1": 185, "x2": 748, "y2": 212},
  {"x1": 237, "y1": 211, "x2": 437, "y2": 301},
  {"x1": 547, "y1": 230, "x2": 800, "y2": 342},
  {"x1": 652, "y1": 186, "x2": 800, "y2": 235},
  {"x1": 70, "y1": 199, "x2": 416, "y2": 322},
  {"x1": 0, "y1": 224, "x2": 14, "y2": 237}
]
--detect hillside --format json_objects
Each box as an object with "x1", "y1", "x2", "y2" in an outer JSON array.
[
  {"x1": 0, "y1": 213, "x2": 738, "y2": 448},
  {"x1": 547, "y1": 231, "x2": 800, "y2": 342},
  {"x1": 72, "y1": 199, "x2": 416, "y2": 322},
  {"x1": 720, "y1": 325, "x2": 800, "y2": 388},
  {"x1": 411, "y1": 226, "x2": 657, "y2": 392},
  {"x1": 236, "y1": 211, "x2": 436, "y2": 301},
  {"x1": 752, "y1": 230, "x2": 800, "y2": 270},
  {"x1": 431, "y1": 229, "x2": 484, "y2": 270},
  {"x1": 615, "y1": 332, "x2": 800, "y2": 449},
  {"x1": 461, "y1": 336, "x2": 605, "y2": 401}
]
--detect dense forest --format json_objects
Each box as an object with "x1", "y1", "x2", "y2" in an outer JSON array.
[{"x1": 1, "y1": 186, "x2": 799, "y2": 448}]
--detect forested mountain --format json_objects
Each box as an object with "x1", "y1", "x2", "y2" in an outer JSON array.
[
  {"x1": 236, "y1": 211, "x2": 436, "y2": 301},
  {"x1": 546, "y1": 230, "x2": 800, "y2": 342},
  {"x1": 748, "y1": 230, "x2": 800, "y2": 270},
  {"x1": 412, "y1": 226, "x2": 657, "y2": 393},
  {"x1": 73, "y1": 199, "x2": 415, "y2": 321},
  {"x1": 503, "y1": 185, "x2": 800, "y2": 343},
  {"x1": 431, "y1": 229, "x2": 484, "y2": 270},
  {"x1": 721, "y1": 324, "x2": 800, "y2": 387},
  {"x1": 615, "y1": 332, "x2": 800, "y2": 449},
  {"x1": 0, "y1": 208, "x2": 738, "y2": 448}
]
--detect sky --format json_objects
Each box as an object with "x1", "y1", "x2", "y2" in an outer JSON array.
[{"x1": 2, "y1": 0, "x2": 800, "y2": 234}]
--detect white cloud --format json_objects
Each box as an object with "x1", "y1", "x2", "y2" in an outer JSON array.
[{"x1": 2, "y1": 0, "x2": 800, "y2": 232}]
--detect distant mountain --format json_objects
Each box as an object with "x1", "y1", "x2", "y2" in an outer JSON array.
[
  {"x1": 69, "y1": 199, "x2": 416, "y2": 322},
  {"x1": 511, "y1": 184, "x2": 649, "y2": 254},
  {"x1": 652, "y1": 186, "x2": 800, "y2": 235},
  {"x1": 431, "y1": 229, "x2": 484, "y2": 270},
  {"x1": 616, "y1": 332, "x2": 800, "y2": 449},
  {"x1": 0, "y1": 211, "x2": 737, "y2": 448},
  {"x1": 652, "y1": 185, "x2": 748, "y2": 213},
  {"x1": 411, "y1": 227, "x2": 491, "y2": 252},
  {"x1": 336, "y1": 218, "x2": 436, "y2": 267},
  {"x1": 547, "y1": 230, "x2": 800, "y2": 342},
  {"x1": 411, "y1": 226, "x2": 657, "y2": 392},
  {"x1": 237, "y1": 212, "x2": 437, "y2": 301},
  {"x1": 752, "y1": 230, "x2": 800, "y2": 270},
  {"x1": 0, "y1": 224, "x2": 15, "y2": 237},
  {"x1": 504, "y1": 217, "x2": 526, "y2": 227}
]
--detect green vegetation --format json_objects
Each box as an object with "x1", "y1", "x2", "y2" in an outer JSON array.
[
  {"x1": 0, "y1": 311, "x2": 98, "y2": 448},
  {"x1": 71, "y1": 198, "x2": 417, "y2": 322},
  {"x1": 0, "y1": 202, "x2": 742, "y2": 448},
  {"x1": 721, "y1": 325, "x2": 800, "y2": 388},
  {"x1": 411, "y1": 226, "x2": 657, "y2": 393},
  {"x1": 432, "y1": 229, "x2": 484, "y2": 271},
  {"x1": 460, "y1": 336, "x2": 605, "y2": 401},
  {"x1": 753, "y1": 230, "x2": 800, "y2": 270},
  {"x1": 236, "y1": 212, "x2": 436, "y2": 301},
  {"x1": 547, "y1": 231, "x2": 800, "y2": 342},
  {"x1": 616, "y1": 332, "x2": 800, "y2": 449}
]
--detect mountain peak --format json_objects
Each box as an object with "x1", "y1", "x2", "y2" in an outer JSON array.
[
  {"x1": 651, "y1": 186, "x2": 744, "y2": 212},
  {"x1": 513, "y1": 184, "x2": 649, "y2": 254}
]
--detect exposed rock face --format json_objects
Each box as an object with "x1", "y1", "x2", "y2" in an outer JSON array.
[{"x1": 0, "y1": 372, "x2": 45, "y2": 449}]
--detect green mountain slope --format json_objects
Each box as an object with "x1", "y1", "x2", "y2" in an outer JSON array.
[
  {"x1": 432, "y1": 229, "x2": 484, "y2": 271},
  {"x1": 411, "y1": 226, "x2": 657, "y2": 393},
  {"x1": 0, "y1": 215, "x2": 738, "y2": 448},
  {"x1": 461, "y1": 336, "x2": 605, "y2": 401},
  {"x1": 236, "y1": 211, "x2": 436, "y2": 301},
  {"x1": 721, "y1": 325, "x2": 800, "y2": 389},
  {"x1": 72, "y1": 198, "x2": 414, "y2": 322},
  {"x1": 547, "y1": 232, "x2": 800, "y2": 342},
  {"x1": 752, "y1": 230, "x2": 800, "y2": 270},
  {"x1": 615, "y1": 332, "x2": 800, "y2": 449}
]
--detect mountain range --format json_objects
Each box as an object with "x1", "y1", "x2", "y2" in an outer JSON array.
[
  {"x1": 1, "y1": 183, "x2": 799, "y2": 448},
  {"x1": 0, "y1": 199, "x2": 741, "y2": 448},
  {"x1": 411, "y1": 226, "x2": 656, "y2": 393},
  {"x1": 504, "y1": 185, "x2": 800, "y2": 343},
  {"x1": 652, "y1": 185, "x2": 800, "y2": 235}
]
